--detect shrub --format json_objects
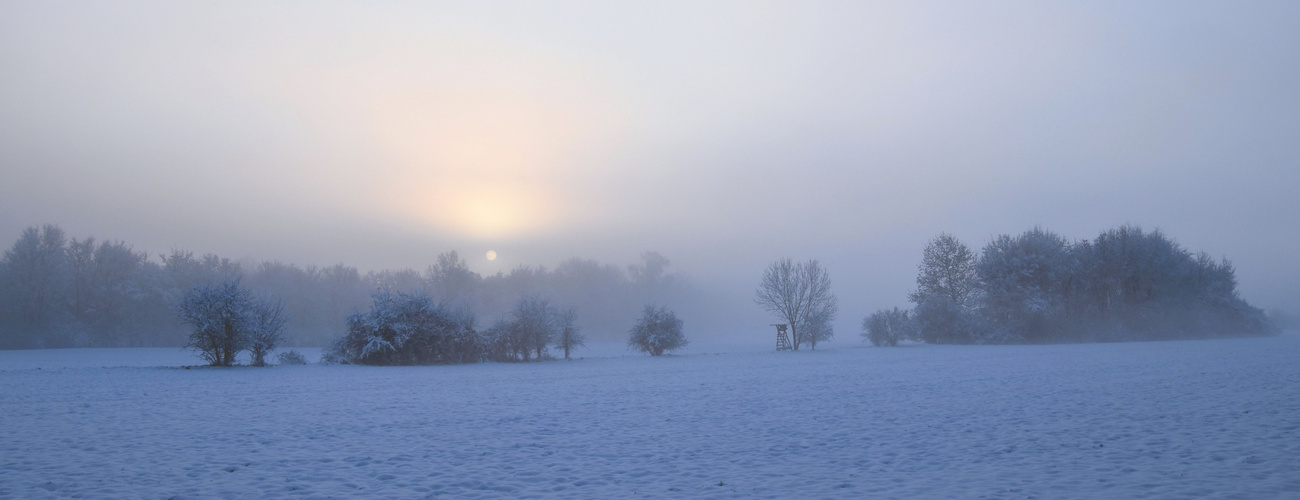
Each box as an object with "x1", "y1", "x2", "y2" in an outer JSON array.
[
  {"x1": 628, "y1": 305, "x2": 686, "y2": 356},
  {"x1": 326, "y1": 290, "x2": 480, "y2": 365},
  {"x1": 276, "y1": 350, "x2": 308, "y2": 365},
  {"x1": 863, "y1": 307, "x2": 913, "y2": 346}
]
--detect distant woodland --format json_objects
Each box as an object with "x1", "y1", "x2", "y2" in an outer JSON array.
[
  {"x1": 0, "y1": 223, "x2": 1280, "y2": 351},
  {"x1": 866, "y1": 225, "x2": 1277, "y2": 345},
  {"x1": 0, "y1": 224, "x2": 696, "y2": 349}
]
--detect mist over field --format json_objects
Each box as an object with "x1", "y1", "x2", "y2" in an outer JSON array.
[{"x1": 2, "y1": 1, "x2": 1298, "y2": 346}]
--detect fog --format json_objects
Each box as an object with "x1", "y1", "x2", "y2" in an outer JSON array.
[{"x1": 2, "y1": 1, "x2": 1298, "y2": 341}]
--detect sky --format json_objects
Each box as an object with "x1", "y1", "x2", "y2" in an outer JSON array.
[{"x1": 2, "y1": 1, "x2": 1297, "y2": 335}]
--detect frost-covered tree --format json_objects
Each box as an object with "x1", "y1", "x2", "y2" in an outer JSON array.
[
  {"x1": 1076, "y1": 225, "x2": 1273, "y2": 340},
  {"x1": 482, "y1": 319, "x2": 520, "y2": 362},
  {"x1": 755, "y1": 258, "x2": 837, "y2": 350},
  {"x1": 483, "y1": 296, "x2": 559, "y2": 362},
  {"x1": 247, "y1": 299, "x2": 286, "y2": 367},
  {"x1": 912, "y1": 298, "x2": 981, "y2": 344},
  {"x1": 555, "y1": 307, "x2": 585, "y2": 360},
  {"x1": 910, "y1": 233, "x2": 978, "y2": 308},
  {"x1": 178, "y1": 280, "x2": 256, "y2": 367},
  {"x1": 910, "y1": 233, "x2": 980, "y2": 344},
  {"x1": 863, "y1": 307, "x2": 912, "y2": 346},
  {"x1": 328, "y1": 290, "x2": 480, "y2": 365},
  {"x1": 517, "y1": 296, "x2": 557, "y2": 361},
  {"x1": 800, "y1": 301, "x2": 837, "y2": 350},
  {"x1": 976, "y1": 227, "x2": 1077, "y2": 343},
  {"x1": 628, "y1": 305, "x2": 686, "y2": 356}
]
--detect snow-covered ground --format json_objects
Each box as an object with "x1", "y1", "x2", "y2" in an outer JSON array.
[{"x1": 2, "y1": 334, "x2": 1298, "y2": 499}]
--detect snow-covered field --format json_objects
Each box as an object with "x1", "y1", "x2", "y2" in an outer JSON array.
[{"x1": 2, "y1": 334, "x2": 1298, "y2": 499}]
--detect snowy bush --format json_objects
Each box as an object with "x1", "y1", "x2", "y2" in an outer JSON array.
[
  {"x1": 319, "y1": 349, "x2": 347, "y2": 365},
  {"x1": 628, "y1": 305, "x2": 686, "y2": 356},
  {"x1": 178, "y1": 279, "x2": 285, "y2": 366},
  {"x1": 276, "y1": 350, "x2": 307, "y2": 365},
  {"x1": 327, "y1": 290, "x2": 481, "y2": 365},
  {"x1": 863, "y1": 307, "x2": 913, "y2": 346}
]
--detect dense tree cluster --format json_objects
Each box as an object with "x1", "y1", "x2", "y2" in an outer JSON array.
[
  {"x1": 0, "y1": 225, "x2": 186, "y2": 349},
  {"x1": 0, "y1": 224, "x2": 695, "y2": 349},
  {"x1": 873, "y1": 225, "x2": 1277, "y2": 345},
  {"x1": 326, "y1": 291, "x2": 593, "y2": 365},
  {"x1": 484, "y1": 297, "x2": 562, "y2": 362}
]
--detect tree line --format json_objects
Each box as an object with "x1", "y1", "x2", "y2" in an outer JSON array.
[
  {"x1": 0, "y1": 224, "x2": 695, "y2": 350},
  {"x1": 173, "y1": 276, "x2": 686, "y2": 366},
  {"x1": 1, "y1": 223, "x2": 1277, "y2": 354},
  {"x1": 864, "y1": 225, "x2": 1277, "y2": 345},
  {"x1": 321, "y1": 290, "x2": 685, "y2": 366}
]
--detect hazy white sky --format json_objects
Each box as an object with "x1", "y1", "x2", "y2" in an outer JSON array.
[{"x1": 2, "y1": 1, "x2": 1297, "y2": 329}]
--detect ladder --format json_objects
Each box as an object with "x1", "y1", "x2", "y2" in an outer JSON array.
[{"x1": 773, "y1": 324, "x2": 792, "y2": 351}]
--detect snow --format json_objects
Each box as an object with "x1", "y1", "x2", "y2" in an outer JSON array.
[{"x1": 2, "y1": 334, "x2": 1298, "y2": 499}]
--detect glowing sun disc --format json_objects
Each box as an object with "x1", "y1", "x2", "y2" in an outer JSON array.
[{"x1": 486, "y1": 250, "x2": 498, "y2": 261}]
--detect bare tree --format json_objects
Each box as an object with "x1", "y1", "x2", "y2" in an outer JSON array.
[
  {"x1": 554, "y1": 307, "x2": 585, "y2": 360},
  {"x1": 755, "y1": 258, "x2": 837, "y2": 350}
]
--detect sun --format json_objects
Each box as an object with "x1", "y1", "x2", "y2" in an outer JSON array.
[{"x1": 485, "y1": 250, "x2": 498, "y2": 261}]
